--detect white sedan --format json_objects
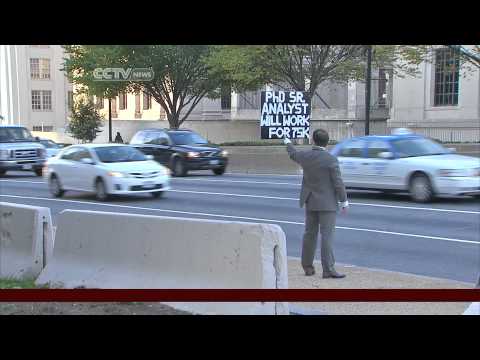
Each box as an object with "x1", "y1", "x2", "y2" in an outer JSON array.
[
  {"x1": 331, "y1": 132, "x2": 480, "y2": 202},
  {"x1": 44, "y1": 144, "x2": 171, "y2": 200}
]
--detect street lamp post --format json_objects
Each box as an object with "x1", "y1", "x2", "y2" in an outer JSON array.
[
  {"x1": 365, "y1": 45, "x2": 373, "y2": 136},
  {"x1": 108, "y1": 98, "x2": 112, "y2": 143}
]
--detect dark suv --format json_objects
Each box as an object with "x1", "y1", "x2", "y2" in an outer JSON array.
[{"x1": 130, "y1": 129, "x2": 228, "y2": 176}]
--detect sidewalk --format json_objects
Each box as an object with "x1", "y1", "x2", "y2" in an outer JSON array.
[{"x1": 287, "y1": 258, "x2": 475, "y2": 315}]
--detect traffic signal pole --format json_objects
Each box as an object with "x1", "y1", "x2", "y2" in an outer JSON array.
[
  {"x1": 365, "y1": 45, "x2": 372, "y2": 136},
  {"x1": 108, "y1": 98, "x2": 112, "y2": 143}
]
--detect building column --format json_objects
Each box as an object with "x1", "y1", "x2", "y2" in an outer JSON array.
[
  {"x1": 347, "y1": 81, "x2": 357, "y2": 120},
  {"x1": 134, "y1": 92, "x2": 142, "y2": 119}
]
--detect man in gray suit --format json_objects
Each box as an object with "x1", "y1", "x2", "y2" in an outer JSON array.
[{"x1": 284, "y1": 129, "x2": 349, "y2": 278}]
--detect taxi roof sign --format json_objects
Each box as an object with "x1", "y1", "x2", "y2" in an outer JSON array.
[{"x1": 391, "y1": 128, "x2": 414, "y2": 135}]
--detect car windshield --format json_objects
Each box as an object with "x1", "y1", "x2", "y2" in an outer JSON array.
[
  {"x1": 169, "y1": 132, "x2": 208, "y2": 145},
  {"x1": 94, "y1": 146, "x2": 147, "y2": 163},
  {"x1": 391, "y1": 138, "x2": 449, "y2": 158},
  {"x1": 0, "y1": 127, "x2": 35, "y2": 143}
]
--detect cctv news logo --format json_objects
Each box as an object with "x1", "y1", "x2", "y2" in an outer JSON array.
[{"x1": 93, "y1": 68, "x2": 154, "y2": 81}]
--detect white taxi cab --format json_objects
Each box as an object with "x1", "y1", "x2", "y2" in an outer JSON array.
[
  {"x1": 330, "y1": 129, "x2": 480, "y2": 202},
  {"x1": 44, "y1": 144, "x2": 171, "y2": 200}
]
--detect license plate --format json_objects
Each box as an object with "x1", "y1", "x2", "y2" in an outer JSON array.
[
  {"x1": 22, "y1": 164, "x2": 33, "y2": 170},
  {"x1": 209, "y1": 160, "x2": 219, "y2": 165},
  {"x1": 143, "y1": 181, "x2": 155, "y2": 189}
]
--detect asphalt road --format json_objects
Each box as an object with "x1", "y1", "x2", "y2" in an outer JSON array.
[{"x1": 1, "y1": 170, "x2": 479, "y2": 283}]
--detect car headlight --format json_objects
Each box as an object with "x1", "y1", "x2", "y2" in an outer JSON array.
[
  {"x1": 186, "y1": 152, "x2": 200, "y2": 158},
  {"x1": 38, "y1": 148, "x2": 46, "y2": 159},
  {"x1": 437, "y1": 169, "x2": 470, "y2": 177},
  {"x1": 108, "y1": 171, "x2": 129, "y2": 178},
  {"x1": 221, "y1": 150, "x2": 228, "y2": 157},
  {"x1": 0, "y1": 149, "x2": 9, "y2": 160}
]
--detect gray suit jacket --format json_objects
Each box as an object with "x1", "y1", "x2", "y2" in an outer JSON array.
[{"x1": 287, "y1": 144, "x2": 347, "y2": 211}]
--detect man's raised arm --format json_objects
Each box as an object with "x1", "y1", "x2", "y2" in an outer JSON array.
[{"x1": 284, "y1": 138, "x2": 307, "y2": 166}]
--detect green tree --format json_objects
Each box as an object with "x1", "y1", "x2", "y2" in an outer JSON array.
[
  {"x1": 68, "y1": 99, "x2": 103, "y2": 143},
  {"x1": 62, "y1": 45, "x2": 129, "y2": 141},
  {"x1": 63, "y1": 45, "x2": 251, "y2": 130},
  {"x1": 206, "y1": 45, "x2": 368, "y2": 101},
  {"x1": 119, "y1": 45, "x2": 230, "y2": 129}
]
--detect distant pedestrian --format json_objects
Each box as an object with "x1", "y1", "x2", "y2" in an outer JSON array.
[
  {"x1": 114, "y1": 132, "x2": 124, "y2": 144},
  {"x1": 284, "y1": 129, "x2": 349, "y2": 278}
]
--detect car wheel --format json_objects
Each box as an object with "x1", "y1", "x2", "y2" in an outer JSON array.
[
  {"x1": 151, "y1": 191, "x2": 164, "y2": 199},
  {"x1": 409, "y1": 173, "x2": 434, "y2": 203},
  {"x1": 212, "y1": 167, "x2": 226, "y2": 176},
  {"x1": 34, "y1": 168, "x2": 43, "y2": 177},
  {"x1": 95, "y1": 178, "x2": 109, "y2": 201},
  {"x1": 173, "y1": 158, "x2": 187, "y2": 177},
  {"x1": 49, "y1": 174, "x2": 64, "y2": 198},
  {"x1": 0, "y1": 170, "x2": 6, "y2": 177}
]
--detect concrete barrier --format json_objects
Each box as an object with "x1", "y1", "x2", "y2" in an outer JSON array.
[
  {"x1": 36, "y1": 210, "x2": 289, "y2": 315},
  {"x1": 463, "y1": 302, "x2": 480, "y2": 315},
  {"x1": 0, "y1": 202, "x2": 54, "y2": 279}
]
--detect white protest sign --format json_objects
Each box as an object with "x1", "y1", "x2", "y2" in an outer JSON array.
[{"x1": 260, "y1": 91, "x2": 311, "y2": 139}]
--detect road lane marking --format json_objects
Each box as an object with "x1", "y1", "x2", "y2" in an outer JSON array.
[
  {"x1": 1, "y1": 194, "x2": 479, "y2": 246},
  {"x1": 175, "y1": 178, "x2": 300, "y2": 186},
  {"x1": 1, "y1": 178, "x2": 479, "y2": 215},
  {"x1": 0, "y1": 179, "x2": 44, "y2": 184},
  {"x1": 226, "y1": 172, "x2": 302, "y2": 177},
  {"x1": 169, "y1": 189, "x2": 298, "y2": 201}
]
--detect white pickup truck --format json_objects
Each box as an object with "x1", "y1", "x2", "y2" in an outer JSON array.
[{"x1": 0, "y1": 125, "x2": 47, "y2": 176}]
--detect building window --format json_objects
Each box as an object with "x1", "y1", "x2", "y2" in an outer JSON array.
[
  {"x1": 119, "y1": 93, "x2": 127, "y2": 110},
  {"x1": 40, "y1": 59, "x2": 50, "y2": 79},
  {"x1": 434, "y1": 48, "x2": 460, "y2": 107},
  {"x1": 32, "y1": 125, "x2": 54, "y2": 132},
  {"x1": 221, "y1": 87, "x2": 231, "y2": 110},
  {"x1": 32, "y1": 90, "x2": 42, "y2": 110},
  {"x1": 96, "y1": 96, "x2": 104, "y2": 109},
  {"x1": 32, "y1": 90, "x2": 52, "y2": 111},
  {"x1": 42, "y1": 91, "x2": 52, "y2": 110},
  {"x1": 143, "y1": 92, "x2": 152, "y2": 110},
  {"x1": 30, "y1": 59, "x2": 40, "y2": 79},
  {"x1": 30, "y1": 58, "x2": 50, "y2": 80}
]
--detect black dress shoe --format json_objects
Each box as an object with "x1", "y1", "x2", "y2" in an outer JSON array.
[
  {"x1": 304, "y1": 268, "x2": 316, "y2": 276},
  {"x1": 322, "y1": 272, "x2": 346, "y2": 279}
]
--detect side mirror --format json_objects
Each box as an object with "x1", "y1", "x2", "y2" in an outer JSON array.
[
  {"x1": 447, "y1": 147, "x2": 456, "y2": 153},
  {"x1": 145, "y1": 155, "x2": 154, "y2": 160},
  {"x1": 378, "y1": 151, "x2": 394, "y2": 159},
  {"x1": 80, "y1": 158, "x2": 95, "y2": 165}
]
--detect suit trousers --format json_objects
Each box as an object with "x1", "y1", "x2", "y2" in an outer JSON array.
[{"x1": 301, "y1": 209, "x2": 337, "y2": 274}]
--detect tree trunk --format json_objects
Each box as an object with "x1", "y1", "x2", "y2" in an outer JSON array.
[{"x1": 167, "y1": 112, "x2": 180, "y2": 129}]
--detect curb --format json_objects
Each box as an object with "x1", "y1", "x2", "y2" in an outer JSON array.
[{"x1": 289, "y1": 305, "x2": 329, "y2": 315}]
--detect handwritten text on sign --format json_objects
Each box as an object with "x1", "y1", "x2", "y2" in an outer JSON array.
[{"x1": 260, "y1": 91, "x2": 310, "y2": 139}]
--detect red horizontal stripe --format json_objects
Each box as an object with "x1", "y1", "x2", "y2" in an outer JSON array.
[{"x1": 0, "y1": 289, "x2": 479, "y2": 302}]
